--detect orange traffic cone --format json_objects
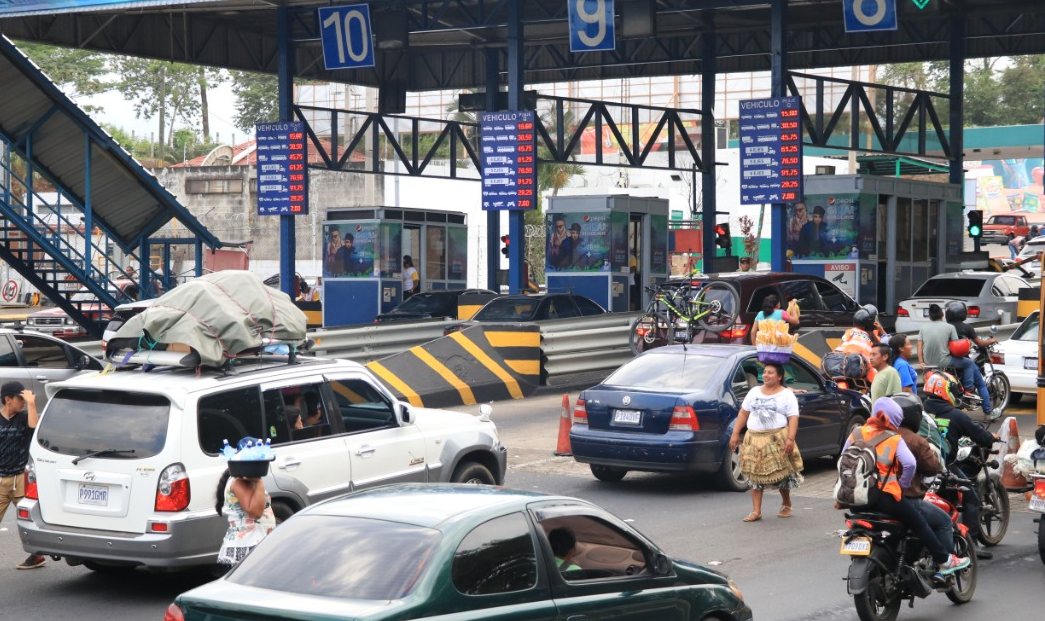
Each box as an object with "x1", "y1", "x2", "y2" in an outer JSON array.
[
  {"x1": 1000, "y1": 416, "x2": 1028, "y2": 491},
  {"x1": 553, "y1": 394, "x2": 573, "y2": 456}
]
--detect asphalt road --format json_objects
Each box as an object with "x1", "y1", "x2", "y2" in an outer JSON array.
[{"x1": 1, "y1": 390, "x2": 1042, "y2": 621}]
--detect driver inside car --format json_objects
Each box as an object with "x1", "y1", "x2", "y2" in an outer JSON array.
[{"x1": 548, "y1": 527, "x2": 582, "y2": 573}]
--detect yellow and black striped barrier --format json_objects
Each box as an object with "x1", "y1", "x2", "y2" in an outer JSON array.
[
  {"x1": 366, "y1": 323, "x2": 541, "y2": 409},
  {"x1": 791, "y1": 328, "x2": 847, "y2": 370},
  {"x1": 1017, "y1": 286, "x2": 1040, "y2": 320},
  {"x1": 458, "y1": 292, "x2": 498, "y2": 320}
]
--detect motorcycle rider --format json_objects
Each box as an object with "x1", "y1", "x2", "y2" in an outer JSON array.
[
  {"x1": 893, "y1": 392, "x2": 954, "y2": 559},
  {"x1": 922, "y1": 370, "x2": 1001, "y2": 560},
  {"x1": 834, "y1": 305, "x2": 885, "y2": 383},
  {"x1": 837, "y1": 397, "x2": 971, "y2": 575},
  {"x1": 945, "y1": 300, "x2": 1001, "y2": 419}
]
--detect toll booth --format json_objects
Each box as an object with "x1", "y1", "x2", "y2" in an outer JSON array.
[
  {"x1": 545, "y1": 196, "x2": 670, "y2": 312},
  {"x1": 322, "y1": 208, "x2": 469, "y2": 326},
  {"x1": 786, "y1": 175, "x2": 964, "y2": 312}
]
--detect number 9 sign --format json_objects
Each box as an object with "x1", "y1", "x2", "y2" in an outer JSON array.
[
  {"x1": 569, "y1": 0, "x2": 616, "y2": 53},
  {"x1": 318, "y1": 4, "x2": 376, "y2": 70}
]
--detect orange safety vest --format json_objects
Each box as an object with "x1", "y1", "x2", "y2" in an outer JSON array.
[
  {"x1": 852, "y1": 426, "x2": 903, "y2": 501},
  {"x1": 836, "y1": 328, "x2": 877, "y2": 382}
]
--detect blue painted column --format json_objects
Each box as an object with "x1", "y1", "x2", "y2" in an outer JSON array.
[
  {"x1": 701, "y1": 21, "x2": 717, "y2": 268},
  {"x1": 949, "y1": 13, "x2": 969, "y2": 251},
  {"x1": 769, "y1": 0, "x2": 788, "y2": 272},
  {"x1": 83, "y1": 134, "x2": 93, "y2": 280},
  {"x1": 485, "y1": 48, "x2": 501, "y2": 291},
  {"x1": 277, "y1": 6, "x2": 297, "y2": 297},
  {"x1": 506, "y1": 0, "x2": 525, "y2": 294}
]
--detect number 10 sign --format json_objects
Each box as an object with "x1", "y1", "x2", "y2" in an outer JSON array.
[{"x1": 318, "y1": 4, "x2": 376, "y2": 70}]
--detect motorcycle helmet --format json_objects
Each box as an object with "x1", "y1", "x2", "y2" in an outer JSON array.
[
  {"x1": 892, "y1": 392, "x2": 924, "y2": 432},
  {"x1": 853, "y1": 308, "x2": 876, "y2": 333},
  {"x1": 924, "y1": 370, "x2": 963, "y2": 406},
  {"x1": 948, "y1": 337, "x2": 972, "y2": 358},
  {"x1": 861, "y1": 304, "x2": 879, "y2": 319},
  {"x1": 945, "y1": 300, "x2": 968, "y2": 323}
]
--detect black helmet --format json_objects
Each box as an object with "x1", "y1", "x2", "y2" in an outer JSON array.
[
  {"x1": 853, "y1": 308, "x2": 876, "y2": 332},
  {"x1": 891, "y1": 392, "x2": 924, "y2": 432},
  {"x1": 945, "y1": 300, "x2": 967, "y2": 323},
  {"x1": 861, "y1": 304, "x2": 879, "y2": 318}
]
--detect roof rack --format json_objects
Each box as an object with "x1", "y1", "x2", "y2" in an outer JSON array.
[{"x1": 106, "y1": 338, "x2": 316, "y2": 374}]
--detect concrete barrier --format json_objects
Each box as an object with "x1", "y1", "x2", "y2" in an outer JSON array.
[{"x1": 366, "y1": 323, "x2": 540, "y2": 409}]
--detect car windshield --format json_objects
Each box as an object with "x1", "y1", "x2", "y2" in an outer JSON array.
[
  {"x1": 35, "y1": 389, "x2": 170, "y2": 458},
  {"x1": 474, "y1": 298, "x2": 538, "y2": 321},
  {"x1": 603, "y1": 351, "x2": 721, "y2": 391},
  {"x1": 912, "y1": 278, "x2": 985, "y2": 298},
  {"x1": 1010, "y1": 313, "x2": 1040, "y2": 342},
  {"x1": 988, "y1": 216, "x2": 1015, "y2": 225},
  {"x1": 70, "y1": 290, "x2": 99, "y2": 302},
  {"x1": 394, "y1": 293, "x2": 452, "y2": 314},
  {"x1": 229, "y1": 515, "x2": 441, "y2": 600}
]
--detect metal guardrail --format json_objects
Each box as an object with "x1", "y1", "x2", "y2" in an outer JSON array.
[{"x1": 74, "y1": 316, "x2": 1020, "y2": 384}]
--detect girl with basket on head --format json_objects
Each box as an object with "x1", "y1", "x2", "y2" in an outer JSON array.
[{"x1": 215, "y1": 439, "x2": 276, "y2": 567}]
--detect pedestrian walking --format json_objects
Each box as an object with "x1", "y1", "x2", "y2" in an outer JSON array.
[
  {"x1": 215, "y1": 462, "x2": 276, "y2": 568},
  {"x1": 0, "y1": 381, "x2": 46, "y2": 569}
]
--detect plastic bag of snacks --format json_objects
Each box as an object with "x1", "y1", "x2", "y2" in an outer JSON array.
[
  {"x1": 787, "y1": 298, "x2": 800, "y2": 321},
  {"x1": 755, "y1": 319, "x2": 799, "y2": 364}
]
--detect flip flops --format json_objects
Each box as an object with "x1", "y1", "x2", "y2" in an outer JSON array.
[
  {"x1": 778, "y1": 504, "x2": 793, "y2": 518},
  {"x1": 742, "y1": 511, "x2": 762, "y2": 522}
]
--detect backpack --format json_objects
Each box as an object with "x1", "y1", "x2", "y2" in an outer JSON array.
[
  {"x1": 833, "y1": 429, "x2": 898, "y2": 508},
  {"x1": 822, "y1": 351, "x2": 869, "y2": 380},
  {"x1": 919, "y1": 413, "x2": 949, "y2": 464}
]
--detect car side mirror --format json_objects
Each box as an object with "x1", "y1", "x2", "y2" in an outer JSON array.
[
  {"x1": 399, "y1": 403, "x2": 412, "y2": 424},
  {"x1": 824, "y1": 380, "x2": 838, "y2": 393},
  {"x1": 76, "y1": 354, "x2": 93, "y2": 370},
  {"x1": 653, "y1": 554, "x2": 673, "y2": 576}
]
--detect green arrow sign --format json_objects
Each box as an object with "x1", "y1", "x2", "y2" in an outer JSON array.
[{"x1": 910, "y1": 0, "x2": 931, "y2": 9}]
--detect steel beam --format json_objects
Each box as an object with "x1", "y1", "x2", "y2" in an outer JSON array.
[{"x1": 278, "y1": 5, "x2": 297, "y2": 299}]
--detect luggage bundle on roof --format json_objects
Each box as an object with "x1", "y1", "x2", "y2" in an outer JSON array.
[{"x1": 105, "y1": 270, "x2": 308, "y2": 368}]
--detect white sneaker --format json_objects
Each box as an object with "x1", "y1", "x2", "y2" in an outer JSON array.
[{"x1": 989, "y1": 407, "x2": 1003, "y2": 421}]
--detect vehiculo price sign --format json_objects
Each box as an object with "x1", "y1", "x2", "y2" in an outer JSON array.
[
  {"x1": 479, "y1": 111, "x2": 537, "y2": 211},
  {"x1": 255, "y1": 122, "x2": 309, "y2": 216},
  {"x1": 738, "y1": 96, "x2": 803, "y2": 206}
]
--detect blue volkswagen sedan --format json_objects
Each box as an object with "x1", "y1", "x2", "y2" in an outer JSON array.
[{"x1": 570, "y1": 345, "x2": 868, "y2": 490}]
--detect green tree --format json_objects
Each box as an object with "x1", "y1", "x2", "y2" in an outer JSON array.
[
  {"x1": 15, "y1": 41, "x2": 112, "y2": 112},
  {"x1": 230, "y1": 70, "x2": 279, "y2": 133},
  {"x1": 998, "y1": 55, "x2": 1045, "y2": 125},
  {"x1": 113, "y1": 58, "x2": 203, "y2": 162}
]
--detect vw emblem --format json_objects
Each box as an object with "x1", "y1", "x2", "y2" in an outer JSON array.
[
  {"x1": 622, "y1": 396, "x2": 631, "y2": 406},
  {"x1": 83, "y1": 472, "x2": 96, "y2": 481}
]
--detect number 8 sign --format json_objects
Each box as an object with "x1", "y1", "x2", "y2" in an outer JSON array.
[
  {"x1": 318, "y1": 4, "x2": 376, "y2": 70},
  {"x1": 569, "y1": 0, "x2": 615, "y2": 53}
]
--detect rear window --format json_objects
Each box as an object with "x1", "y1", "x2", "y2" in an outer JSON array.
[
  {"x1": 988, "y1": 216, "x2": 1015, "y2": 225},
  {"x1": 475, "y1": 298, "x2": 538, "y2": 321},
  {"x1": 604, "y1": 352, "x2": 721, "y2": 391},
  {"x1": 229, "y1": 515, "x2": 441, "y2": 600},
  {"x1": 912, "y1": 278, "x2": 985, "y2": 298},
  {"x1": 1011, "y1": 313, "x2": 1039, "y2": 342},
  {"x1": 36, "y1": 389, "x2": 170, "y2": 458}
]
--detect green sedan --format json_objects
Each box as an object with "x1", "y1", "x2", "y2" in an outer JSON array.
[{"x1": 166, "y1": 484, "x2": 752, "y2": 621}]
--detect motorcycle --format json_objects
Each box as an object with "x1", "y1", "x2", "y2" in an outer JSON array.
[
  {"x1": 950, "y1": 434, "x2": 1010, "y2": 547},
  {"x1": 959, "y1": 339, "x2": 1011, "y2": 415},
  {"x1": 841, "y1": 474, "x2": 978, "y2": 621},
  {"x1": 1031, "y1": 473, "x2": 1045, "y2": 565}
]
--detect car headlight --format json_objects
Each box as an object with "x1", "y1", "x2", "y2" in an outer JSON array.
[
  {"x1": 728, "y1": 578, "x2": 745, "y2": 602},
  {"x1": 26, "y1": 318, "x2": 35, "y2": 325},
  {"x1": 64, "y1": 317, "x2": 74, "y2": 325}
]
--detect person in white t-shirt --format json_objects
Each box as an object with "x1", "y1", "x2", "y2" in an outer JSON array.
[
  {"x1": 402, "y1": 255, "x2": 419, "y2": 299},
  {"x1": 728, "y1": 362, "x2": 804, "y2": 522}
]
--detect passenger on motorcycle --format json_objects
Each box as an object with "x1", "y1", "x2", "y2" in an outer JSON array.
[
  {"x1": 834, "y1": 305, "x2": 885, "y2": 383},
  {"x1": 945, "y1": 300, "x2": 1001, "y2": 419},
  {"x1": 922, "y1": 370, "x2": 1001, "y2": 560},
  {"x1": 893, "y1": 392, "x2": 954, "y2": 557},
  {"x1": 838, "y1": 397, "x2": 971, "y2": 575}
]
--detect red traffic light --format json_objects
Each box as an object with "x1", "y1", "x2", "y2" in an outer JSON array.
[
  {"x1": 714, "y1": 225, "x2": 727, "y2": 236},
  {"x1": 500, "y1": 235, "x2": 510, "y2": 257}
]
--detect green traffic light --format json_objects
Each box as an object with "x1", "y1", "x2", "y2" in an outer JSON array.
[{"x1": 968, "y1": 225, "x2": 981, "y2": 237}]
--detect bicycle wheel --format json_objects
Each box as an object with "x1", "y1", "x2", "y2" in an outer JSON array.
[{"x1": 694, "y1": 281, "x2": 739, "y2": 333}]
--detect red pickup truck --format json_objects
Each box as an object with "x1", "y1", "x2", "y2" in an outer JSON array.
[{"x1": 982, "y1": 213, "x2": 1037, "y2": 245}]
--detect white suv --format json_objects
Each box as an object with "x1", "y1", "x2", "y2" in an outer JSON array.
[{"x1": 17, "y1": 356, "x2": 506, "y2": 571}]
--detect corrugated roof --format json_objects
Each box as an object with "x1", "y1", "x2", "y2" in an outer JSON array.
[{"x1": 0, "y1": 35, "x2": 219, "y2": 251}]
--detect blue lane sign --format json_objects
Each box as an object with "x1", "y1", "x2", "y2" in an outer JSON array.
[
  {"x1": 256, "y1": 122, "x2": 309, "y2": 216},
  {"x1": 568, "y1": 0, "x2": 615, "y2": 53},
  {"x1": 318, "y1": 4, "x2": 375, "y2": 70},
  {"x1": 843, "y1": 0, "x2": 898, "y2": 33},
  {"x1": 738, "y1": 97, "x2": 803, "y2": 206},
  {"x1": 480, "y1": 111, "x2": 538, "y2": 211}
]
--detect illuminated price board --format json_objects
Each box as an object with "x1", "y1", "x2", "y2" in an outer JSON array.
[
  {"x1": 480, "y1": 110, "x2": 538, "y2": 211},
  {"x1": 255, "y1": 122, "x2": 309, "y2": 215},
  {"x1": 738, "y1": 96, "x2": 803, "y2": 205}
]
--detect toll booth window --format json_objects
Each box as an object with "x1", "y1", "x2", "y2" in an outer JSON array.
[{"x1": 426, "y1": 226, "x2": 446, "y2": 280}]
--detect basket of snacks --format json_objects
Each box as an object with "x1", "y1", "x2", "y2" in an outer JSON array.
[
  {"x1": 223, "y1": 437, "x2": 276, "y2": 478},
  {"x1": 755, "y1": 318, "x2": 798, "y2": 364}
]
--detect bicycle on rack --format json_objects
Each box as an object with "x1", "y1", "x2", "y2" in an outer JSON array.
[{"x1": 628, "y1": 280, "x2": 739, "y2": 355}]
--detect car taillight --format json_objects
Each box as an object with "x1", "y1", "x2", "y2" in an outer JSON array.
[
  {"x1": 24, "y1": 457, "x2": 37, "y2": 500},
  {"x1": 718, "y1": 324, "x2": 749, "y2": 340},
  {"x1": 163, "y1": 604, "x2": 185, "y2": 621},
  {"x1": 669, "y1": 405, "x2": 700, "y2": 431},
  {"x1": 1034, "y1": 478, "x2": 1045, "y2": 498},
  {"x1": 968, "y1": 306, "x2": 980, "y2": 317},
  {"x1": 990, "y1": 351, "x2": 1004, "y2": 365},
  {"x1": 155, "y1": 463, "x2": 190, "y2": 512},
  {"x1": 896, "y1": 307, "x2": 909, "y2": 317},
  {"x1": 573, "y1": 398, "x2": 588, "y2": 425}
]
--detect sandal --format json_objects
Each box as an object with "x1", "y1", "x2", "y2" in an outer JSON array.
[
  {"x1": 778, "y1": 504, "x2": 793, "y2": 518},
  {"x1": 742, "y1": 511, "x2": 762, "y2": 522}
]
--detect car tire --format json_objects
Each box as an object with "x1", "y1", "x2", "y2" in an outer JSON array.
[
  {"x1": 451, "y1": 461, "x2": 496, "y2": 485},
  {"x1": 270, "y1": 501, "x2": 295, "y2": 526},
  {"x1": 590, "y1": 464, "x2": 627, "y2": 482},
  {"x1": 716, "y1": 445, "x2": 747, "y2": 492}
]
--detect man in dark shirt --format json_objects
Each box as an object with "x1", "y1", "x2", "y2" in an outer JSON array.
[
  {"x1": 0, "y1": 381, "x2": 45, "y2": 569},
  {"x1": 946, "y1": 301, "x2": 999, "y2": 419}
]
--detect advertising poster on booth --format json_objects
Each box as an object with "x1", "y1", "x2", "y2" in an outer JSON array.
[
  {"x1": 447, "y1": 227, "x2": 468, "y2": 281},
  {"x1": 787, "y1": 194, "x2": 860, "y2": 259},
  {"x1": 545, "y1": 212, "x2": 611, "y2": 272},
  {"x1": 378, "y1": 223, "x2": 402, "y2": 278},
  {"x1": 610, "y1": 212, "x2": 629, "y2": 270},
  {"x1": 650, "y1": 214, "x2": 668, "y2": 273},
  {"x1": 322, "y1": 222, "x2": 377, "y2": 278}
]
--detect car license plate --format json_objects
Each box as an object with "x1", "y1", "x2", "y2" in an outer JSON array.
[
  {"x1": 1025, "y1": 358, "x2": 1038, "y2": 370},
  {"x1": 1030, "y1": 495, "x2": 1045, "y2": 512},
  {"x1": 78, "y1": 483, "x2": 109, "y2": 506},
  {"x1": 840, "y1": 536, "x2": 872, "y2": 556},
  {"x1": 922, "y1": 308, "x2": 929, "y2": 317},
  {"x1": 674, "y1": 330, "x2": 690, "y2": 341},
  {"x1": 613, "y1": 409, "x2": 642, "y2": 425}
]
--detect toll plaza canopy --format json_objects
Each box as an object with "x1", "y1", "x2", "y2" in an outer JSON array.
[{"x1": 0, "y1": 0, "x2": 1041, "y2": 91}]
